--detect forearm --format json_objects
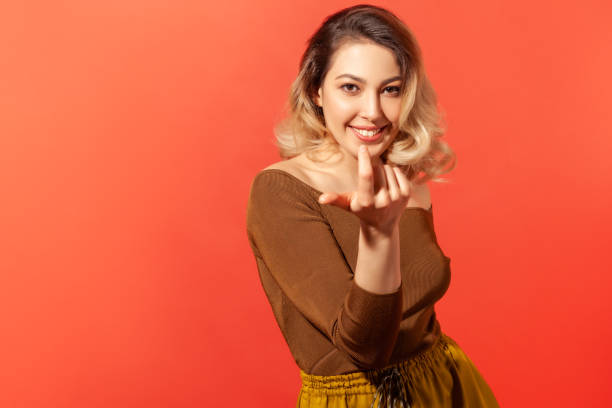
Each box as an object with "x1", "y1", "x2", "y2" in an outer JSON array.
[{"x1": 353, "y1": 222, "x2": 401, "y2": 294}]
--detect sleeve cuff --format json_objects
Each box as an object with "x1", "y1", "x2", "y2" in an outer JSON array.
[{"x1": 341, "y1": 279, "x2": 403, "y2": 345}]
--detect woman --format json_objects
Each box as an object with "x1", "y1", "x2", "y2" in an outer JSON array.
[{"x1": 246, "y1": 4, "x2": 499, "y2": 407}]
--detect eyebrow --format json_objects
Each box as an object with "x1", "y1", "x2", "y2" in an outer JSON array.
[{"x1": 334, "y1": 74, "x2": 402, "y2": 86}]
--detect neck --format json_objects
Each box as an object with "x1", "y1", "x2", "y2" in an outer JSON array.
[{"x1": 309, "y1": 144, "x2": 384, "y2": 189}]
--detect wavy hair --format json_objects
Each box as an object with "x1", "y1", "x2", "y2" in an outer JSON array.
[{"x1": 273, "y1": 4, "x2": 456, "y2": 184}]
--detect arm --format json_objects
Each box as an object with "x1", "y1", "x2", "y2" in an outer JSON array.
[
  {"x1": 246, "y1": 171, "x2": 403, "y2": 369},
  {"x1": 355, "y1": 221, "x2": 401, "y2": 295},
  {"x1": 318, "y1": 146, "x2": 411, "y2": 295},
  {"x1": 354, "y1": 175, "x2": 434, "y2": 293}
]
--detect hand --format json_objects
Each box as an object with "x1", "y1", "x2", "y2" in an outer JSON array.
[{"x1": 318, "y1": 145, "x2": 412, "y2": 235}]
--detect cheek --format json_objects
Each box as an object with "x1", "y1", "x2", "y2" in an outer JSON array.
[
  {"x1": 324, "y1": 97, "x2": 356, "y2": 125},
  {"x1": 382, "y1": 101, "x2": 401, "y2": 122}
]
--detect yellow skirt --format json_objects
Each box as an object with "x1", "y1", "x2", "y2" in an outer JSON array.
[{"x1": 297, "y1": 333, "x2": 499, "y2": 408}]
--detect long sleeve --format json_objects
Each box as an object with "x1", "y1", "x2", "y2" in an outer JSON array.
[{"x1": 246, "y1": 170, "x2": 403, "y2": 369}]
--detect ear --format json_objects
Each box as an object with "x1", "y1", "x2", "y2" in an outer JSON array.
[{"x1": 313, "y1": 87, "x2": 322, "y2": 107}]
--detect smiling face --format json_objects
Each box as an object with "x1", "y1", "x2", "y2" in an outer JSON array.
[{"x1": 314, "y1": 40, "x2": 403, "y2": 160}]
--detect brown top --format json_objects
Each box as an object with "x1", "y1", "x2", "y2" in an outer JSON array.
[{"x1": 245, "y1": 169, "x2": 451, "y2": 376}]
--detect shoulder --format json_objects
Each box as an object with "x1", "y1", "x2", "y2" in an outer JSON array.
[
  {"x1": 407, "y1": 179, "x2": 432, "y2": 210},
  {"x1": 249, "y1": 158, "x2": 319, "y2": 209},
  {"x1": 246, "y1": 162, "x2": 323, "y2": 235},
  {"x1": 262, "y1": 157, "x2": 312, "y2": 184},
  {"x1": 256, "y1": 155, "x2": 322, "y2": 194}
]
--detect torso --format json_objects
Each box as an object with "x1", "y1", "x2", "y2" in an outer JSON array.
[{"x1": 263, "y1": 153, "x2": 432, "y2": 210}]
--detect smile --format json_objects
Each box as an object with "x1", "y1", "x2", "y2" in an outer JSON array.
[{"x1": 349, "y1": 125, "x2": 387, "y2": 142}]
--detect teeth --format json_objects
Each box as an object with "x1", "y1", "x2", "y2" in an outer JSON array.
[{"x1": 352, "y1": 126, "x2": 383, "y2": 137}]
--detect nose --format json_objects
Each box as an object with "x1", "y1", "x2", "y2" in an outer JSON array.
[{"x1": 359, "y1": 90, "x2": 384, "y2": 122}]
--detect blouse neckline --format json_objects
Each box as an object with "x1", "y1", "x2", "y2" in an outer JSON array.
[{"x1": 259, "y1": 168, "x2": 433, "y2": 213}]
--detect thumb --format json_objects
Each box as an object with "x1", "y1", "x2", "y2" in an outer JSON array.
[{"x1": 318, "y1": 192, "x2": 352, "y2": 210}]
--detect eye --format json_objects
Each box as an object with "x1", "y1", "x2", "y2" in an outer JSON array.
[
  {"x1": 341, "y1": 83, "x2": 359, "y2": 93},
  {"x1": 340, "y1": 84, "x2": 401, "y2": 95},
  {"x1": 384, "y1": 86, "x2": 401, "y2": 95}
]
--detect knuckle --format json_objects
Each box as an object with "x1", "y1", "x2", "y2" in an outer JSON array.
[
  {"x1": 379, "y1": 191, "x2": 391, "y2": 205},
  {"x1": 359, "y1": 170, "x2": 373, "y2": 180},
  {"x1": 360, "y1": 197, "x2": 374, "y2": 207}
]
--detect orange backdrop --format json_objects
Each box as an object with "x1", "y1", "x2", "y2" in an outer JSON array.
[{"x1": 1, "y1": 1, "x2": 611, "y2": 407}]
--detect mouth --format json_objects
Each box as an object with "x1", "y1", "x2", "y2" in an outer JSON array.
[{"x1": 349, "y1": 124, "x2": 388, "y2": 142}]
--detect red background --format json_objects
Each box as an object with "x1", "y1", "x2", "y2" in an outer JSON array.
[{"x1": 1, "y1": 1, "x2": 611, "y2": 407}]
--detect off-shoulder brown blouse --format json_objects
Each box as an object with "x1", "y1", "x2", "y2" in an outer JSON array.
[{"x1": 246, "y1": 169, "x2": 451, "y2": 376}]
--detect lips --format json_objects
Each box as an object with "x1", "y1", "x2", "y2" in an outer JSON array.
[
  {"x1": 350, "y1": 124, "x2": 387, "y2": 142},
  {"x1": 350, "y1": 125, "x2": 385, "y2": 131}
]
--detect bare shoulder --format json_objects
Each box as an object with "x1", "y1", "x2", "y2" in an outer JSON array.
[
  {"x1": 261, "y1": 156, "x2": 312, "y2": 184},
  {"x1": 407, "y1": 179, "x2": 432, "y2": 209},
  {"x1": 263, "y1": 157, "x2": 302, "y2": 175},
  {"x1": 262, "y1": 159, "x2": 295, "y2": 173}
]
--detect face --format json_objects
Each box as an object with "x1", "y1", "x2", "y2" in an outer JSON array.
[{"x1": 314, "y1": 40, "x2": 402, "y2": 160}]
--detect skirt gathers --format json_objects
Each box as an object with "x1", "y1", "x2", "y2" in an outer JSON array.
[{"x1": 297, "y1": 333, "x2": 499, "y2": 408}]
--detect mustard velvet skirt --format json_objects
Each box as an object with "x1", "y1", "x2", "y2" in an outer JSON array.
[{"x1": 297, "y1": 333, "x2": 499, "y2": 408}]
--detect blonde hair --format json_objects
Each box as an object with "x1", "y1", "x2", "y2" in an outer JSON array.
[{"x1": 273, "y1": 4, "x2": 456, "y2": 184}]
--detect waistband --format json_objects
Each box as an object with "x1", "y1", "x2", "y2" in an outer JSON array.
[{"x1": 299, "y1": 333, "x2": 457, "y2": 392}]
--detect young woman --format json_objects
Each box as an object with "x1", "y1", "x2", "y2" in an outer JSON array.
[{"x1": 246, "y1": 5, "x2": 500, "y2": 407}]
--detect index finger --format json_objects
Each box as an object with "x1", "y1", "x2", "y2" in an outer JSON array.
[{"x1": 357, "y1": 146, "x2": 374, "y2": 204}]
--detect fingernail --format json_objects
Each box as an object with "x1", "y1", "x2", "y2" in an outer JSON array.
[{"x1": 359, "y1": 145, "x2": 366, "y2": 153}]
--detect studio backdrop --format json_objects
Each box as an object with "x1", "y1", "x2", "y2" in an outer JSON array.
[{"x1": 0, "y1": 1, "x2": 610, "y2": 407}]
